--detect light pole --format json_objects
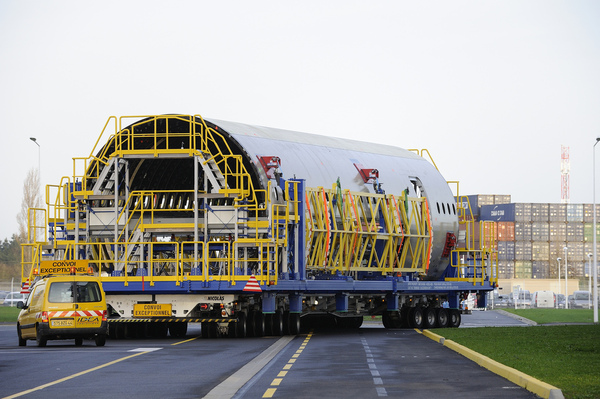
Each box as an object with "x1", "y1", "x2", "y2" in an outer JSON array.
[
  {"x1": 557, "y1": 257, "x2": 561, "y2": 308},
  {"x1": 564, "y1": 246, "x2": 569, "y2": 309},
  {"x1": 593, "y1": 137, "x2": 600, "y2": 323},
  {"x1": 588, "y1": 253, "x2": 593, "y2": 309},
  {"x1": 29, "y1": 137, "x2": 40, "y2": 173}
]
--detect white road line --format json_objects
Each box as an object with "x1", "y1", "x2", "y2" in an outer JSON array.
[{"x1": 360, "y1": 336, "x2": 388, "y2": 397}]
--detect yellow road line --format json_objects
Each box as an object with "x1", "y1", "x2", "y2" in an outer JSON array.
[
  {"x1": 2, "y1": 352, "x2": 148, "y2": 399},
  {"x1": 171, "y1": 336, "x2": 199, "y2": 345}
]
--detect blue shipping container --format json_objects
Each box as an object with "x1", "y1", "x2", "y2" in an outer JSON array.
[{"x1": 480, "y1": 203, "x2": 516, "y2": 222}]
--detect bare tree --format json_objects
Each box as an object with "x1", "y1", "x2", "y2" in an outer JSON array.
[{"x1": 17, "y1": 168, "x2": 43, "y2": 243}]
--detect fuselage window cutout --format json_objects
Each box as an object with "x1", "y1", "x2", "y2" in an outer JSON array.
[
  {"x1": 437, "y1": 202, "x2": 441, "y2": 214},
  {"x1": 452, "y1": 203, "x2": 456, "y2": 214},
  {"x1": 442, "y1": 203, "x2": 446, "y2": 214}
]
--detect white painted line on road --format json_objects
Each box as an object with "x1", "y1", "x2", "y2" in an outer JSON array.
[
  {"x1": 203, "y1": 335, "x2": 294, "y2": 399},
  {"x1": 360, "y1": 336, "x2": 388, "y2": 397},
  {"x1": 128, "y1": 347, "x2": 163, "y2": 352}
]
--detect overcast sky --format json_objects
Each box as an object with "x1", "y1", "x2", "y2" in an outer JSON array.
[{"x1": 1, "y1": 1, "x2": 599, "y2": 240}]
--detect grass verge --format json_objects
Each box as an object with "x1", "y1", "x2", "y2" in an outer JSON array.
[
  {"x1": 0, "y1": 306, "x2": 20, "y2": 322},
  {"x1": 439, "y1": 324, "x2": 600, "y2": 399},
  {"x1": 501, "y1": 308, "x2": 595, "y2": 324}
]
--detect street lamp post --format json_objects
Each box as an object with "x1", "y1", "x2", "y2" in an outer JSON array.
[
  {"x1": 29, "y1": 137, "x2": 40, "y2": 173},
  {"x1": 557, "y1": 257, "x2": 561, "y2": 309},
  {"x1": 588, "y1": 253, "x2": 593, "y2": 309},
  {"x1": 564, "y1": 246, "x2": 569, "y2": 310},
  {"x1": 593, "y1": 137, "x2": 600, "y2": 323}
]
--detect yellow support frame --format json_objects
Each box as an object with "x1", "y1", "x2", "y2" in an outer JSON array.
[{"x1": 304, "y1": 186, "x2": 431, "y2": 275}]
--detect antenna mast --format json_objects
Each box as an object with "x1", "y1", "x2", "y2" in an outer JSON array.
[{"x1": 561, "y1": 145, "x2": 570, "y2": 204}]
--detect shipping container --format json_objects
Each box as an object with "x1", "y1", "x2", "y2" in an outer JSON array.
[
  {"x1": 479, "y1": 203, "x2": 515, "y2": 222},
  {"x1": 531, "y1": 222, "x2": 549, "y2": 241},
  {"x1": 532, "y1": 241, "x2": 549, "y2": 260},
  {"x1": 494, "y1": 195, "x2": 511, "y2": 205},
  {"x1": 583, "y1": 223, "x2": 600, "y2": 242},
  {"x1": 566, "y1": 222, "x2": 584, "y2": 242},
  {"x1": 514, "y1": 260, "x2": 532, "y2": 279},
  {"x1": 568, "y1": 261, "x2": 584, "y2": 278},
  {"x1": 531, "y1": 203, "x2": 549, "y2": 222},
  {"x1": 583, "y1": 204, "x2": 600, "y2": 222},
  {"x1": 549, "y1": 204, "x2": 567, "y2": 222},
  {"x1": 515, "y1": 222, "x2": 532, "y2": 241},
  {"x1": 498, "y1": 260, "x2": 514, "y2": 279},
  {"x1": 567, "y1": 204, "x2": 584, "y2": 222},
  {"x1": 497, "y1": 222, "x2": 515, "y2": 241},
  {"x1": 532, "y1": 261, "x2": 550, "y2": 279},
  {"x1": 565, "y1": 242, "x2": 584, "y2": 262},
  {"x1": 583, "y1": 242, "x2": 600, "y2": 258},
  {"x1": 515, "y1": 203, "x2": 532, "y2": 222},
  {"x1": 498, "y1": 241, "x2": 515, "y2": 261},
  {"x1": 515, "y1": 241, "x2": 532, "y2": 261},
  {"x1": 549, "y1": 222, "x2": 567, "y2": 242},
  {"x1": 550, "y1": 242, "x2": 567, "y2": 262}
]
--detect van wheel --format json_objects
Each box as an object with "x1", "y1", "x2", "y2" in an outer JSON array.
[
  {"x1": 36, "y1": 325, "x2": 47, "y2": 347},
  {"x1": 75, "y1": 338, "x2": 83, "y2": 346},
  {"x1": 17, "y1": 325, "x2": 26, "y2": 347},
  {"x1": 95, "y1": 335, "x2": 107, "y2": 347}
]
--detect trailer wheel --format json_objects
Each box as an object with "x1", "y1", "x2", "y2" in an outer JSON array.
[
  {"x1": 201, "y1": 322, "x2": 209, "y2": 338},
  {"x1": 236, "y1": 312, "x2": 247, "y2": 338},
  {"x1": 253, "y1": 311, "x2": 265, "y2": 337},
  {"x1": 282, "y1": 311, "x2": 291, "y2": 335},
  {"x1": 246, "y1": 311, "x2": 256, "y2": 337},
  {"x1": 272, "y1": 310, "x2": 284, "y2": 336},
  {"x1": 264, "y1": 314, "x2": 273, "y2": 336},
  {"x1": 408, "y1": 306, "x2": 424, "y2": 329},
  {"x1": 168, "y1": 322, "x2": 187, "y2": 338},
  {"x1": 436, "y1": 308, "x2": 450, "y2": 328},
  {"x1": 449, "y1": 309, "x2": 461, "y2": 328},
  {"x1": 208, "y1": 322, "x2": 219, "y2": 338},
  {"x1": 423, "y1": 307, "x2": 437, "y2": 329},
  {"x1": 289, "y1": 313, "x2": 300, "y2": 335}
]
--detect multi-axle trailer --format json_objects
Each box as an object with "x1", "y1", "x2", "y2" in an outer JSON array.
[{"x1": 22, "y1": 114, "x2": 497, "y2": 338}]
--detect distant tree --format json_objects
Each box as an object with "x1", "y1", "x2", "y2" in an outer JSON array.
[
  {"x1": 16, "y1": 168, "x2": 43, "y2": 242},
  {"x1": 0, "y1": 235, "x2": 22, "y2": 280}
]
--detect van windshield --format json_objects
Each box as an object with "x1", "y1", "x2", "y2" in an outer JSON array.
[
  {"x1": 574, "y1": 292, "x2": 590, "y2": 300},
  {"x1": 48, "y1": 281, "x2": 102, "y2": 303}
]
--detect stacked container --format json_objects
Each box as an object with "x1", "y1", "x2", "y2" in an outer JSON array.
[{"x1": 476, "y1": 199, "x2": 600, "y2": 280}]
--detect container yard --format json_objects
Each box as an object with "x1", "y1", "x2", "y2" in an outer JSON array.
[{"x1": 464, "y1": 194, "x2": 599, "y2": 297}]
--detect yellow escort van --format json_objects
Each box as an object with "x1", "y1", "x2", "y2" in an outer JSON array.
[{"x1": 17, "y1": 274, "x2": 108, "y2": 347}]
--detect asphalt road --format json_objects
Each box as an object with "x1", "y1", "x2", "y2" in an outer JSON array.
[{"x1": 0, "y1": 311, "x2": 537, "y2": 399}]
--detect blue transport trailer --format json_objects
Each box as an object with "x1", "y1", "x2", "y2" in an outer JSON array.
[{"x1": 21, "y1": 114, "x2": 497, "y2": 337}]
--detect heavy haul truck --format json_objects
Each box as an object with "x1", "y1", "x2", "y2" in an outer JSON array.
[{"x1": 21, "y1": 114, "x2": 497, "y2": 338}]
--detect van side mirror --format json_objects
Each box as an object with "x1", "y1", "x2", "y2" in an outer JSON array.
[{"x1": 16, "y1": 301, "x2": 26, "y2": 309}]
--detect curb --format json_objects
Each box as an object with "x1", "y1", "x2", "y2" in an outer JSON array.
[
  {"x1": 494, "y1": 309, "x2": 538, "y2": 326},
  {"x1": 421, "y1": 329, "x2": 564, "y2": 399}
]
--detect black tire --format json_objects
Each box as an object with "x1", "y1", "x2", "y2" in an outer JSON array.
[
  {"x1": 168, "y1": 322, "x2": 187, "y2": 338},
  {"x1": 408, "y1": 306, "x2": 424, "y2": 329},
  {"x1": 423, "y1": 307, "x2": 437, "y2": 329},
  {"x1": 289, "y1": 313, "x2": 301, "y2": 335},
  {"x1": 282, "y1": 311, "x2": 291, "y2": 335},
  {"x1": 236, "y1": 312, "x2": 247, "y2": 338},
  {"x1": 36, "y1": 325, "x2": 47, "y2": 347},
  {"x1": 264, "y1": 314, "x2": 273, "y2": 336},
  {"x1": 95, "y1": 334, "x2": 106, "y2": 346},
  {"x1": 201, "y1": 322, "x2": 209, "y2": 339},
  {"x1": 272, "y1": 310, "x2": 284, "y2": 336},
  {"x1": 436, "y1": 308, "x2": 450, "y2": 328},
  {"x1": 449, "y1": 309, "x2": 461, "y2": 328},
  {"x1": 17, "y1": 325, "x2": 26, "y2": 347},
  {"x1": 75, "y1": 338, "x2": 83, "y2": 346},
  {"x1": 208, "y1": 322, "x2": 219, "y2": 338},
  {"x1": 246, "y1": 311, "x2": 256, "y2": 337},
  {"x1": 253, "y1": 311, "x2": 265, "y2": 337},
  {"x1": 382, "y1": 311, "x2": 391, "y2": 328}
]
